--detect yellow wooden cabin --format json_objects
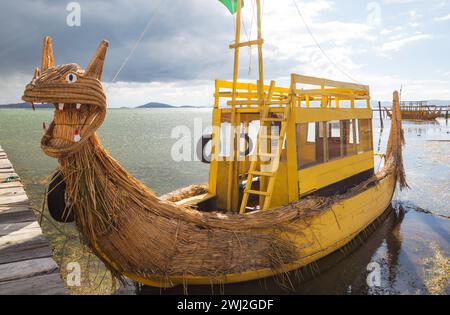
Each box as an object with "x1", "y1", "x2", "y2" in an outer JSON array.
[
  {"x1": 190, "y1": 75, "x2": 375, "y2": 214},
  {"x1": 179, "y1": 0, "x2": 375, "y2": 214}
]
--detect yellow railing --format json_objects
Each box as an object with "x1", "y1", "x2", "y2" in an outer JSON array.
[{"x1": 214, "y1": 74, "x2": 371, "y2": 110}]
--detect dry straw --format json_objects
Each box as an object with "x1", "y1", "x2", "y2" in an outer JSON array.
[{"x1": 22, "y1": 36, "x2": 407, "y2": 284}]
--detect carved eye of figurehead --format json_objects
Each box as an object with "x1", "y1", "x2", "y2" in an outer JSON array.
[{"x1": 66, "y1": 73, "x2": 77, "y2": 84}]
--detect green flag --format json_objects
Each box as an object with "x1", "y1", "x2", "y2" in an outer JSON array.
[{"x1": 219, "y1": 0, "x2": 244, "y2": 14}]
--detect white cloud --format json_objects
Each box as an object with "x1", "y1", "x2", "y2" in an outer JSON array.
[
  {"x1": 380, "y1": 33, "x2": 432, "y2": 53},
  {"x1": 2, "y1": 0, "x2": 449, "y2": 109},
  {"x1": 434, "y1": 14, "x2": 450, "y2": 22},
  {"x1": 382, "y1": 0, "x2": 416, "y2": 3},
  {"x1": 370, "y1": 76, "x2": 450, "y2": 101}
]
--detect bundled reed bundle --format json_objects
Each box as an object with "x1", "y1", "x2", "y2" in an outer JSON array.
[
  {"x1": 386, "y1": 91, "x2": 408, "y2": 190},
  {"x1": 22, "y1": 36, "x2": 407, "y2": 284}
]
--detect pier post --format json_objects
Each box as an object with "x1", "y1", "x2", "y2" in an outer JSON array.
[{"x1": 378, "y1": 101, "x2": 384, "y2": 129}]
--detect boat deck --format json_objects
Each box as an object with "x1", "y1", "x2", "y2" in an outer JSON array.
[{"x1": 0, "y1": 145, "x2": 68, "y2": 295}]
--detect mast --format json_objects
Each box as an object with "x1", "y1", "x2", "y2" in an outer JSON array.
[
  {"x1": 256, "y1": 0, "x2": 264, "y2": 100},
  {"x1": 226, "y1": 0, "x2": 242, "y2": 211},
  {"x1": 226, "y1": 0, "x2": 265, "y2": 212}
]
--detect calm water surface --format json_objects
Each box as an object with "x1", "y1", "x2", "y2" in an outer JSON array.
[{"x1": 0, "y1": 109, "x2": 448, "y2": 295}]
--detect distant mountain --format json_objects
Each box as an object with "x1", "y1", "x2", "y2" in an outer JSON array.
[
  {"x1": 135, "y1": 102, "x2": 204, "y2": 108},
  {"x1": 136, "y1": 102, "x2": 175, "y2": 108},
  {"x1": 0, "y1": 102, "x2": 53, "y2": 109}
]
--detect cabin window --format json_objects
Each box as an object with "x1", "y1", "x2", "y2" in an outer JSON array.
[
  {"x1": 296, "y1": 122, "x2": 324, "y2": 169},
  {"x1": 358, "y1": 119, "x2": 373, "y2": 153},
  {"x1": 341, "y1": 120, "x2": 357, "y2": 156},
  {"x1": 297, "y1": 118, "x2": 373, "y2": 170},
  {"x1": 326, "y1": 120, "x2": 342, "y2": 160}
]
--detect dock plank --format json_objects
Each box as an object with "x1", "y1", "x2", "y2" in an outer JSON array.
[
  {"x1": 0, "y1": 193, "x2": 29, "y2": 205},
  {"x1": 0, "y1": 186, "x2": 27, "y2": 196},
  {"x1": 0, "y1": 146, "x2": 68, "y2": 294},
  {"x1": 0, "y1": 181, "x2": 24, "y2": 189},
  {"x1": 0, "y1": 235, "x2": 52, "y2": 264},
  {"x1": 0, "y1": 272, "x2": 68, "y2": 295},
  {"x1": 0, "y1": 257, "x2": 58, "y2": 282},
  {"x1": 0, "y1": 159, "x2": 13, "y2": 169},
  {"x1": 0, "y1": 210, "x2": 37, "y2": 225}
]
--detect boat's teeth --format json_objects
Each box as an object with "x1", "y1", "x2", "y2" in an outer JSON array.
[
  {"x1": 76, "y1": 103, "x2": 81, "y2": 111},
  {"x1": 74, "y1": 130, "x2": 81, "y2": 143},
  {"x1": 58, "y1": 103, "x2": 64, "y2": 111},
  {"x1": 42, "y1": 122, "x2": 48, "y2": 133}
]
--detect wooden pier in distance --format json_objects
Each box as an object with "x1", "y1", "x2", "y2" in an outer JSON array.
[{"x1": 0, "y1": 145, "x2": 68, "y2": 295}]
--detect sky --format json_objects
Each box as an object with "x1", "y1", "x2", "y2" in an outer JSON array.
[{"x1": 0, "y1": 0, "x2": 449, "y2": 107}]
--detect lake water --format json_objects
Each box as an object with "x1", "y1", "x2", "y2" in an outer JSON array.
[{"x1": 0, "y1": 108, "x2": 448, "y2": 295}]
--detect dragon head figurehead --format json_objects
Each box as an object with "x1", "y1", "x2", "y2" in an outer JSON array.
[{"x1": 22, "y1": 36, "x2": 108, "y2": 159}]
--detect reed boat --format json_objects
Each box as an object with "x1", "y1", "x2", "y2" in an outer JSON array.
[
  {"x1": 385, "y1": 101, "x2": 441, "y2": 120},
  {"x1": 22, "y1": 0, "x2": 407, "y2": 289}
]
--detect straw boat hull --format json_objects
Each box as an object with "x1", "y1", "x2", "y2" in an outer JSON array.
[{"x1": 125, "y1": 170, "x2": 396, "y2": 288}]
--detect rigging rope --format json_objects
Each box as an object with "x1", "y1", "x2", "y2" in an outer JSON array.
[
  {"x1": 110, "y1": 0, "x2": 164, "y2": 84},
  {"x1": 241, "y1": 0, "x2": 256, "y2": 76},
  {"x1": 291, "y1": 0, "x2": 361, "y2": 84}
]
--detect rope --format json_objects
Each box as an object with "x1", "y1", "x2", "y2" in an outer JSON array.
[
  {"x1": 291, "y1": 0, "x2": 361, "y2": 84},
  {"x1": 110, "y1": 0, "x2": 164, "y2": 84},
  {"x1": 241, "y1": 0, "x2": 256, "y2": 76}
]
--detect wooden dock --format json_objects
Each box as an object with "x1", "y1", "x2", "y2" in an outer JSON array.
[{"x1": 0, "y1": 145, "x2": 68, "y2": 295}]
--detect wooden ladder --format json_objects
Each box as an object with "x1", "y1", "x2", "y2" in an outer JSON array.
[{"x1": 239, "y1": 86, "x2": 291, "y2": 214}]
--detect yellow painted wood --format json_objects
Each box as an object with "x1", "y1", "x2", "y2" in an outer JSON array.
[
  {"x1": 263, "y1": 117, "x2": 285, "y2": 122},
  {"x1": 239, "y1": 81, "x2": 288, "y2": 213},
  {"x1": 227, "y1": 100, "x2": 261, "y2": 106},
  {"x1": 216, "y1": 80, "x2": 290, "y2": 95},
  {"x1": 250, "y1": 170, "x2": 274, "y2": 177},
  {"x1": 293, "y1": 74, "x2": 370, "y2": 93},
  {"x1": 262, "y1": 117, "x2": 288, "y2": 210},
  {"x1": 241, "y1": 105, "x2": 289, "y2": 212},
  {"x1": 239, "y1": 108, "x2": 269, "y2": 212},
  {"x1": 295, "y1": 108, "x2": 372, "y2": 123},
  {"x1": 294, "y1": 89, "x2": 370, "y2": 100},
  {"x1": 285, "y1": 76, "x2": 299, "y2": 203},
  {"x1": 226, "y1": 0, "x2": 242, "y2": 212},
  {"x1": 298, "y1": 151, "x2": 374, "y2": 195},
  {"x1": 208, "y1": 105, "x2": 221, "y2": 195},
  {"x1": 245, "y1": 189, "x2": 270, "y2": 196},
  {"x1": 229, "y1": 39, "x2": 264, "y2": 49},
  {"x1": 256, "y1": 0, "x2": 264, "y2": 100}
]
